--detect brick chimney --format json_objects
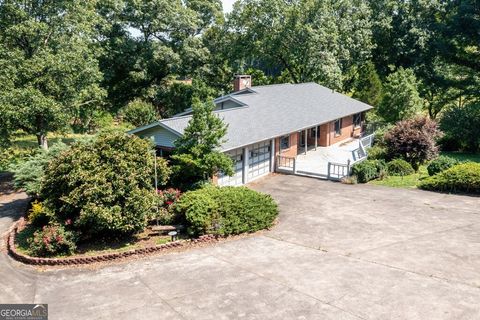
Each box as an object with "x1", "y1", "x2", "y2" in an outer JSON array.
[{"x1": 233, "y1": 75, "x2": 252, "y2": 92}]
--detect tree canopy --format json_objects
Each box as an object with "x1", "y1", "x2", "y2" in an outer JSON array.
[{"x1": 0, "y1": 0, "x2": 478, "y2": 152}]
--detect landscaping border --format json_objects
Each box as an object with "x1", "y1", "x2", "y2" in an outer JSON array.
[{"x1": 7, "y1": 217, "x2": 221, "y2": 266}]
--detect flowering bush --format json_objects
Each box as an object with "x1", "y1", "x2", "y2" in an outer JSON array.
[
  {"x1": 27, "y1": 200, "x2": 51, "y2": 227},
  {"x1": 155, "y1": 188, "x2": 182, "y2": 224},
  {"x1": 29, "y1": 224, "x2": 77, "y2": 257}
]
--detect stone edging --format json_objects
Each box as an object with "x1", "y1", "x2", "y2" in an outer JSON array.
[{"x1": 7, "y1": 217, "x2": 220, "y2": 266}]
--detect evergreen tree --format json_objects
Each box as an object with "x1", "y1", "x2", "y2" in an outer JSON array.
[
  {"x1": 377, "y1": 68, "x2": 423, "y2": 124},
  {"x1": 171, "y1": 99, "x2": 233, "y2": 186}
]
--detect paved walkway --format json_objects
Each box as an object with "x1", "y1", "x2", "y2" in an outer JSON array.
[{"x1": 1, "y1": 175, "x2": 480, "y2": 319}]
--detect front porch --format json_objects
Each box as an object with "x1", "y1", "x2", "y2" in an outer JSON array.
[{"x1": 276, "y1": 134, "x2": 374, "y2": 180}]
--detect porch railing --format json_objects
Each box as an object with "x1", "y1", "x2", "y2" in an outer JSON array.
[
  {"x1": 327, "y1": 160, "x2": 351, "y2": 181},
  {"x1": 276, "y1": 155, "x2": 296, "y2": 174},
  {"x1": 360, "y1": 133, "x2": 374, "y2": 149},
  {"x1": 327, "y1": 133, "x2": 375, "y2": 180}
]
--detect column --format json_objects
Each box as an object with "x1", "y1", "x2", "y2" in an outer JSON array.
[
  {"x1": 242, "y1": 146, "x2": 249, "y2": 184},
  {"x1": 304, "y1": 129, "x2": 308, "y2": 154},
  {"x1": 315, "y1": 126, "x2": 318, "y2": 150},
  {"x1": 270, "y1": 138, "x2": 275, "y2": 172}
]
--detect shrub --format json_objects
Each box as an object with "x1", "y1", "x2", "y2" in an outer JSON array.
[
  {"x1": 11, "y1": 142, "x2": 69, "y2": 196},
  {"x1": 352, "y1": 160, "x2": 386, "y2": 183},
  {"x1": 384, "y1": 116, "x2": 443, "y2": 171},
  {"x1": 427, "y1": 156, "x2": 460, "y2": 176},
  {"x1": 419, "y1": 163, "x2": 480, "y2": 194},
  {"x1": 386, "y1": 159, "x2": 414, "y2": 176},
  {"x1": 174, "y1": 186, "x2": 278, "y2": 237},
  {"x1": 155, "y1": 188, "x2": 182, "y2": 224},
  {"x1": 367, "y1": 145, "x2": 388, "y2": 160},
  {"x1": 40, "y1": 132, "x2": 171, "y2": 238},
  {"x1": 29, "y1": 224, "x2": 77, "y2": 257},
  {"x1": 120, "y1": 99, "x2": 158, "y2": 127},
  {"x1": 0, "y1": 147, "x2": 35, "y2": 172},
  {"x1": 440, "y1": 103, "x2": 480, "y2": 152},
  {"x1": 27, "y1": 200, "x2": 51, "y2": 227}
]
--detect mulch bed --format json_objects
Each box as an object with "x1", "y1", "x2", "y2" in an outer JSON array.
[{"x1": 6, "y1": 217, "x2": 264, "y2": 270}]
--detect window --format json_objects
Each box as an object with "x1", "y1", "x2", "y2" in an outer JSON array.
[
  {"x1": 353, "y1": 113, "x2": 362, "y2": 128},
  {"x1": 334, "y1": 119, "x2": 342, "y2": 136},
  {"x1": 280, "y1": 135, "x2": 290, "y2": 149},
  {"x1": 310, "y1": 127, "x2": 320, "y2": 138}
]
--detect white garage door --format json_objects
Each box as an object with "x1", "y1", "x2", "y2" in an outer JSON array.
[
  {"x1": 218, "y1": 148, "x2": 243, "y2": 186},
  {"x1": 248, "y1": 140, "x2": 271, "y2": 181}
]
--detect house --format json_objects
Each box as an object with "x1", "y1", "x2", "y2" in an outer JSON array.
[{"x1": 129, "y1": 75, "x2": 374, "y2": 185}]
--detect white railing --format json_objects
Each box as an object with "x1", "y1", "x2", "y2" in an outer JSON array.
[
  {"x1": 360, "y1": 133, "x2": 374, "y2": 149},
  {"x1": 327, "y1": 160, "x2": 351, "y2": 181},
  {"x1": 327, "y1": 133, "x2": 375, "y2": 180},
  {"x1": 277, "y1": 155, "x2": 296, "y2": 174}
]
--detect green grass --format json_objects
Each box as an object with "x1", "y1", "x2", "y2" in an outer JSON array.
[
  {"x1": 369, "y1": 166, "x2": 429, "y2": 189},
  {"x1": 441, "y1": 151, "x2": 480, "y2": 163},
  {"x1": 368, "y1": 152, "x2": 480, "y2": 189}
]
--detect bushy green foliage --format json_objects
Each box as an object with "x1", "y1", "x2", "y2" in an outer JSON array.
[
  {"x1": 0, "y1": 147, "x2": 35, "y2": 172},
  {"x1": 29, "y1": 224, "x2": 77, "y2": 257},
  {"x1": 419, "y1": 163, "x2": 480, "y2": 194},
  {"x1": 386, "y1": 159, "x2": 414, "y2": 176},
  {"x1": 352, "y1": 160, "x2": 386, "y2": 183},
  {"x1": 174, "y1": 186, "x2": 278, "y2": 237},
  {"x1": 385, "y1": 117, "x2": 443, "y2": 171},
  {"x1": 440, "y1": 103, "x2": 480, "y2": 152},
  {"x1": 367, "y1": 145, "x2": 388, "y2": 160},
  {"x1": 40, "y1": 132, "x2": 171, "y2": 238},
  {"x1": 353, "y1": 62, "x2": 383, "y2": 107},
  {"x1": 427, "y1": 156, "x2": 460, "y2": 176},
  {"x1": 171, "y1": 99, "x2": 233, "y2": 187},
  {"x1": 120, "y1": 99, "x2": 158, "y2": 127},
  {"x1": 11, "y1": 142, "x2": 69, "y2": 196},
  {"x1": 377, "y1": 68, "x2": 423, "y2": 124}
]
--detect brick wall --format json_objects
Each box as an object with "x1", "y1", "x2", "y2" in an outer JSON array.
[{"x1": 275, "y1": 132, "x2": 298, "y2": 158}]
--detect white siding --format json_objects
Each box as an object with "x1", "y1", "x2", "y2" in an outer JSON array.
[{"x1": 138, "y1": 127, "x2": 179, "y2": 148}]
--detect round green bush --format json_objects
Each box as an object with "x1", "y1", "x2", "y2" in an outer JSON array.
[
  {"x1": 366, "y1": 145, "x2": 388, "y2": 160},
  {"x1": 174, "y1": 186, "x2": 278, "y2": 237},
  {"x1": 419, "y1": 162, "x2": 480, "y2": 194},
  {"x1": 120, "y1": 99, "x2": 158, "y2": 127},
  {"x1": 40, "y1": 132, "x2": 171, "y2": 238},
  {"x1": 386, "y1": 159, "x2": 414, "y2": 176},
  {"x1": 352, "y1": 160, "x2": 386, "y2": 183},
  {"x1": 427, "y1": 156, "x2": 460, "y2": 176}
]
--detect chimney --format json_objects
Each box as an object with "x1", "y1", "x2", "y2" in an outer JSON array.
[{"x1": 233, "y1": 75, "x2": 252, "y2": 92}]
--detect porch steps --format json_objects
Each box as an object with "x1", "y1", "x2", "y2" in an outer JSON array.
[{"x1": 295, "y1": 170, "x2": 329, "y2": 180}]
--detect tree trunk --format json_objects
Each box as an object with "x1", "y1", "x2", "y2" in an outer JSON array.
[{"x1": 37, "y1": 134, "x2": 48, "y2": 150}]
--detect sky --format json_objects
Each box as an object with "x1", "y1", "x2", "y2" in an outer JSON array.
[{"x1": 222, "y1": 0, "x2": 236, "y2": 13}]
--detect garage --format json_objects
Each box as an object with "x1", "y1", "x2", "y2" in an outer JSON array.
[
  {"x1": 248, "y1": 140, "x2": 271, "y2": 181},
  {"x1": 218, "y1": 148, "x2": 244, "y2": 186}
]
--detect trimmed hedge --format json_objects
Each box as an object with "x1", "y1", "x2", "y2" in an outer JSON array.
[
  {"x1": 427, "y1": 156, "x2": 460, "y2": 176},
  {"x1": 386, "y1": 159, "x2": 414, "y2": 176},
  {"x1": 419, "y1": 162, "x2": 480, "y2": 194},
  {"x1": 352, "y1": 160, "x2": 386, "y2": 183},
  {"x1": 174, "y1": 186, "x2": 278, "y2": 236}
]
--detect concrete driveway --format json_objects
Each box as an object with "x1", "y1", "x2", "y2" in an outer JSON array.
[{"x1": 1, "y1": 174, "x2": 480, "y2": 319}]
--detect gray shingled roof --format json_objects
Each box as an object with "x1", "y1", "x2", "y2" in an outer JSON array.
[{"x1": 148, "y1": 82, "x2": 373, "y2": 151}]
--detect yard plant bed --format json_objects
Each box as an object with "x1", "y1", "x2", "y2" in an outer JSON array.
[{"x1": 7, "y1": 217, "x2": 236, "y2": 266}]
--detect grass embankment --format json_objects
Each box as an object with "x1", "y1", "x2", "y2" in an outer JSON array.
[{"x1": 369, "y1": 152, "x2": 480, "y2": 189}]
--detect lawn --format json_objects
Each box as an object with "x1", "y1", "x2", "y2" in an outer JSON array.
[{"x1": 368, "y1": 152, "x2": 480, "y2": 189}]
